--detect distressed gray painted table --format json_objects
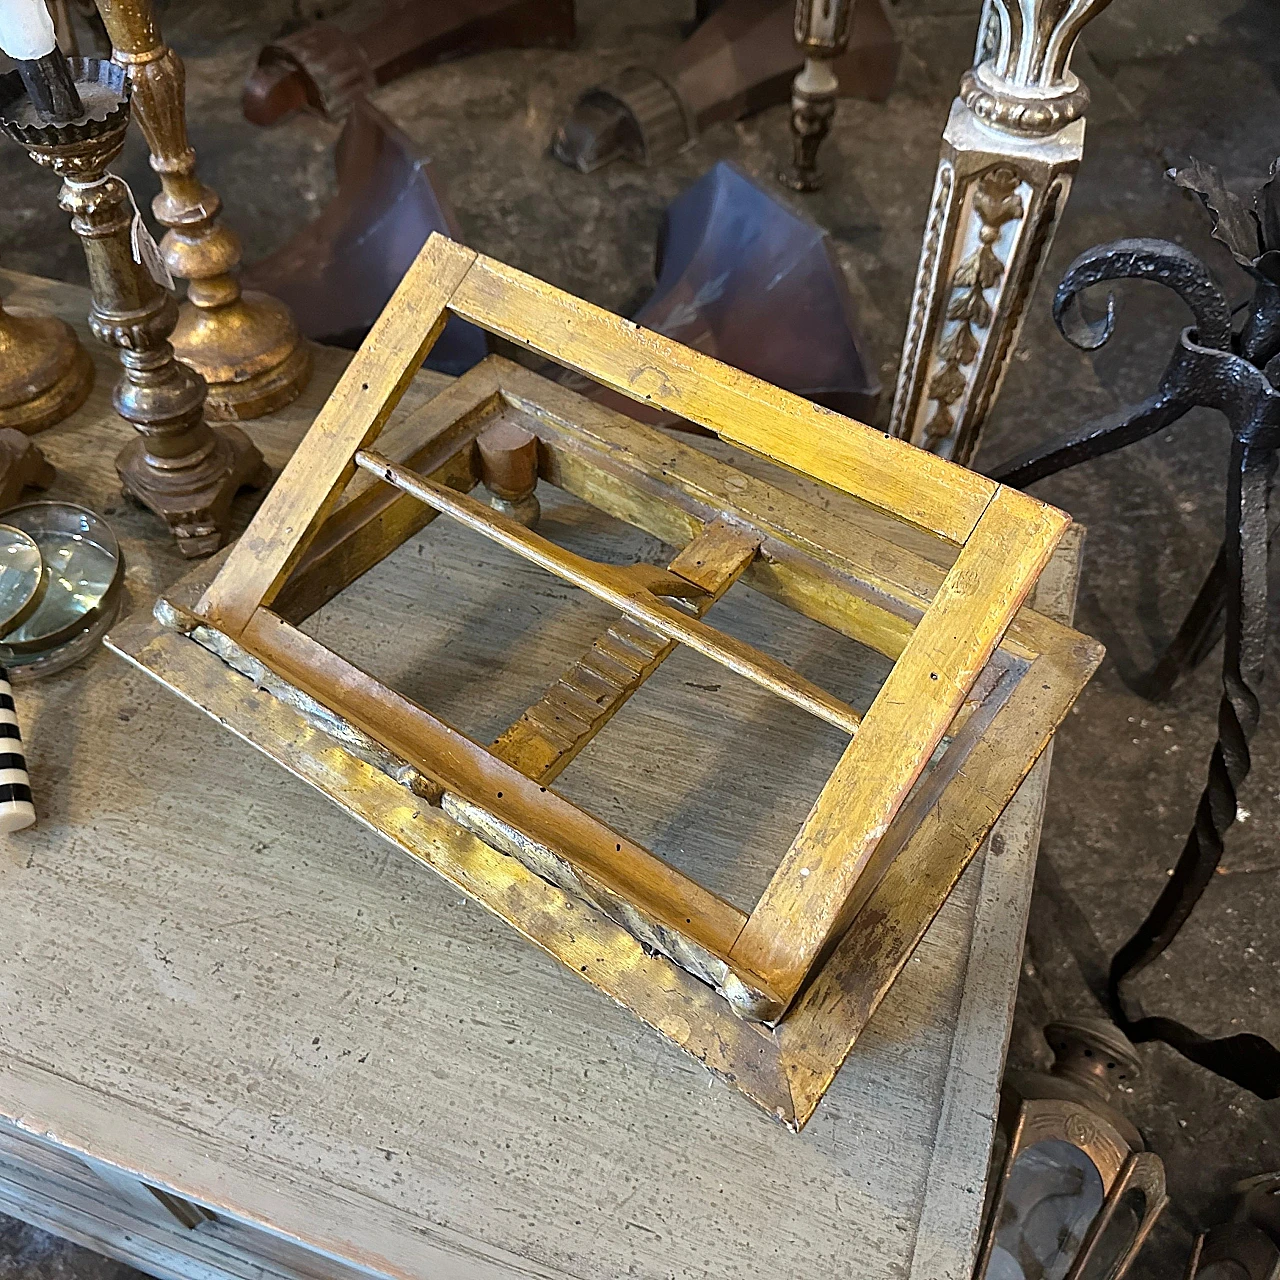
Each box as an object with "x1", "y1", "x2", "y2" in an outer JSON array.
[{"x1": 0, "y1": 271, "x2": 1081, "y2": 1280}]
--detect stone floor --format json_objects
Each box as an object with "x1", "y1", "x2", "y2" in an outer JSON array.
[{"x1": 0, "y1": 0, "x2": 1278, "y2": 1276}]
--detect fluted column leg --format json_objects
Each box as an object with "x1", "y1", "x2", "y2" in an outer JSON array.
[
  {"x1": 889, "y1": 0, "x2": 1112, "y2": 465},
  {"x1": 779, "y1": 0, "x2": 854, "y2": 193}
]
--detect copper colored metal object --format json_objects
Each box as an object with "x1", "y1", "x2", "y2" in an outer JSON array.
[
  {"x1": 556, "y1": 162, "x2": 879, "y2": 430},
  {"x1": 242, "y1": 99, "x2": 487, "y2": 375},
  {"x1": 242, "y1": 0, "x2": 576, "y2": 128},
  {"x1": 551, "y1": 0, "x2": 897, "y2": 174},
  {"x1": 976, "y1": 1020, "x2": 1167, "y2": 1280},
  {"x1": 0, "y1": 59, "x2": 269, "y2": 558},
  {"x1": 93, "y1": 0, "x2": 312, "y2": 421}
]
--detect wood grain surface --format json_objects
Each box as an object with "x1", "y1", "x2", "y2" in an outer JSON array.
[{"x1": 0, "y1": 270, "x2": 1079, "y2": 1280}]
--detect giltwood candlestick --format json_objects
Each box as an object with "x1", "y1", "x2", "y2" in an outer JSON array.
[
  {"x1": 779, "y1": 0, "x2": 855, "y2": 193},
  {"x1": 0, "y1": 59, "x2": 269, "y2": 557},
  {"x1": 888, "y1": 0, "x2": 1112, "y2": 464},
  {"x1": 0, "y1": 286, "x2": 93, "y2": 432},
  {"x1": 93, "y1": 0, "x2": 311, "y2": 420}
]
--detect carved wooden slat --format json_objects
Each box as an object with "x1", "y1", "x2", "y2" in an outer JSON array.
[{"x1": 492, "y1": 518, "x2": 760, "y2": 783}]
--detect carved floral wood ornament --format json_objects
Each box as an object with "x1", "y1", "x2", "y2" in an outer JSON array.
[
  {"x1": 112, "y1": 234, "x2": 1103, "y2": 1127},
  {"x1": 891, "y1": 0, "x2": 1113, "y2": 465}
]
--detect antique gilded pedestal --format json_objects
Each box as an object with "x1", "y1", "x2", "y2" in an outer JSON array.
[
  {"x1": 890, "y1": 0, "x2": 1112, "y2": 464},
  {"x1": 0, "y1": 290, "x2": 92, "y2": 432},
  {"x1": 93, "y1": 0, "x2": 311, "y2": 420},
  {"x1": 0, "y1": 59, "x2": 268, "y2": 556}
]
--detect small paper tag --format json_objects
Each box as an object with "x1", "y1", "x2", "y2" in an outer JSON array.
[
  {"x1": 131, "y1": 212, "x2": 176, "y2": 291},
  {"x1": 115, "y1": 174, "x2": 176, "y2": 291}
]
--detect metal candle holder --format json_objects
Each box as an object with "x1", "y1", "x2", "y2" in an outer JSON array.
[
  {"x1": 0, "y1": 58, "x2": 269, "y2": 558},
  {"x1": 779, "y1": 0, "x2": 854, "y2": 192},
  {"x1": 988, "y1": 160, "x2": 1280, "y2": 1100}
]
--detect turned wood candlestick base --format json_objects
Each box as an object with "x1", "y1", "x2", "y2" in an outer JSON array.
[
  {"x1": 0, "y1": 58, "x2": 269, "y2": 556},
  {"x1": 0, "y1": 300, "x2": 93, "y2": 433},
  {"x1": 96, "y1": 0, "x2": 311, "y2": 420},
  {"x1": 116, "y1": 417, "x2": 269, "y2": 557},
  {"x1": 780, "y1": 0, "x2": 855, "y2": 193},
  {"x1": 778, "y1": 67, "x2": 837, "y2": 192},
  {"x1": 167, "y1": 275, "x2": 312, "y2": 422}
]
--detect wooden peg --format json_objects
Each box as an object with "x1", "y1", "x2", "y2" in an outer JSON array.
[{"x1": 477, "y1": 420, "x2": 540, "y2": 527}]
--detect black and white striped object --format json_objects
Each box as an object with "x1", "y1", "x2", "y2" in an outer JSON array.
[{"x1": 0, "y1": 668, "x2": 34, "y2": 832}]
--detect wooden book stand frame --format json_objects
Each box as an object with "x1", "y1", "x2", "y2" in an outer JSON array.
[{"x1": 111, "y1": 235, "x2": 1102, "y2": 1128}]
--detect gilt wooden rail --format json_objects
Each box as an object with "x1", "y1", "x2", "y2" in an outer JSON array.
[{"x1": 113, "y1": 235, "x2": 1102, "y2": 1127}]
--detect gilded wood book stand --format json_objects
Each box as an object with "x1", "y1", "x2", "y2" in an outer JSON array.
[{"x1": 111, "y1": 234, "x2": 1103, "y2": 1128}]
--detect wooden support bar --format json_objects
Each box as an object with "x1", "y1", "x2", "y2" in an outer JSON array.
[
  {"x1": 730, "y1": 485, "x2": 1070, "y2": 1007},
  {"x1": 356, "y1": 449, "x2": 863, "y2": 736},
  {"x1": 493, "y1": 519, "x2": 761, "y2": 783},
  {"x1": 196, "y1": 235, "x2": 479, "y2": 636},
  {"x1": 446, "y1": 243, "x2": 999, "y2": 545}
]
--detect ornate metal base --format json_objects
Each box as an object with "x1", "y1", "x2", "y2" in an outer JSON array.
[
  {"x1": 0, "y1": 310, "x2": 94, "y2": 433},
  {"x1": 171, "y1": 290, "x2": 312, "y2": 421},
  {"x1": 116, "y1": 421, "x2": 270, "y2": 557}
]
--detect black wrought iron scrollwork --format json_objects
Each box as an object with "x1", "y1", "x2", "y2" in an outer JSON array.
[{"x1": 988, "y1": 159, "x2": 1280, "y2": 1100}]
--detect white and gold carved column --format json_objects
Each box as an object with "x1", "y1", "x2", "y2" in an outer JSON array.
[{"x1": 889, "y1": 0, "x2": 1111, "y2": 465}]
